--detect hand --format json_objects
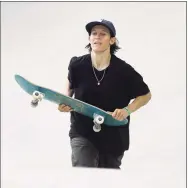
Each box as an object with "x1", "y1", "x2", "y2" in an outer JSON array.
[
  {"x1": 107, "y1": 108, "x2": 129, "y2": 121},
  {"x1": 58, "y1": 104, "x2": 73, "y2": 112}
]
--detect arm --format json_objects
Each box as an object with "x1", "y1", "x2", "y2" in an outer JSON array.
[
  {"x1": 126, "y1": 91, "x2": 152, "y2": 114},
  {"x1": 111, "y1": 64, "x2": 151, "y2": 120},
  {"x1": 58, "y1": 57, "x2": 76, "y2": 112},
  {"x1": 111, "y1": 92, "x2": 152, "y2": 121}
]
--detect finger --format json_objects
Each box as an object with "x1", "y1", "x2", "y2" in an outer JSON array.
[
  {"x1": 67, "y1": 107, "x2": 73, "y2": 111},
  {"x1": 115, "y1": 111, "x2": 123, "y2": 120},
  {"x1": 59, "y1": 105, "x2": 66, "y2": 110},
  {"x1": 65, "y1": 106, "x2": 74, "y2": 112},
  {"x1": 63, "y1": 106, "x2": 72, "y2": 112},
  {"x1": 112, "y1": 109, "x2": 118, "y2": 118},
  {"x1": 114, "y1": 110, "x2": 124, "y2": 120},
  {"x1": 62, "y1": 106, "x2": 68, "y2": 111},
  {"x1": 58, "y1": 105, "x2": 70, "y2": 112},
  {"x1": 58, "y1": 104, "x2": 65, "y2": 110}
]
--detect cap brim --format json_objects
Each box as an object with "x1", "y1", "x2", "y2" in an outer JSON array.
[{"x1": 85, "y1": 21, "x2": 113, "y2": 36}]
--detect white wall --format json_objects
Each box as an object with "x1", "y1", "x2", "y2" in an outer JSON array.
[{"x1": 2, "y1": 2, "x2": 186, "y2": 188}]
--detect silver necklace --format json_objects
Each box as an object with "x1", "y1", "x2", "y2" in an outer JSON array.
[{"x1": 92, "y1": 66, "x2": 106, "y2": 85}]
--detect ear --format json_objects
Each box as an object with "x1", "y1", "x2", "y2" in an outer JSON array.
[{"x1": 110, "y1": 37, "x2": 116, "y2": 45}]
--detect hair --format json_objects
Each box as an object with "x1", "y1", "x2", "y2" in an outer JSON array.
[{"x1": 85, "y1": 37, "x2": 121, "y2": 54}]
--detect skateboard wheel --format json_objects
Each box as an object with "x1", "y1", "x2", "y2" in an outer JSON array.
[
  {"x1": 93, "y1": 124, "x2": 101, "y2": 132},
  {"x1": 33, "y1": 91, "x2": 40, "y2": 98},
  {"x1": 32, "y1": 91, "x2": 43, "y2": 101},
  {"x1": 31, "y1": 99, "x2": 38, "y2": 107},
  {"x1": 94, "y1": 115, "x2": 104, "y2": 124}
]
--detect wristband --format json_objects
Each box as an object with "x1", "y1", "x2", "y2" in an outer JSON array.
[{"x1": 124, "y1": 107, "x2": 131, "y2": 116}]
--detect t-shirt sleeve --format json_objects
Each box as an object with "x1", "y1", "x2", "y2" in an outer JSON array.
[
  {"x1": 127, "y1": 65, "x2": 150, "y2": 99},
  {"x1": 67, "y1": 56, "x2": 77, "y2": 89}
]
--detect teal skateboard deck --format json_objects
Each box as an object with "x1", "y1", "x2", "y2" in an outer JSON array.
[{"x1": 15, "y1": 74, "x2": 128, "y2": 132}]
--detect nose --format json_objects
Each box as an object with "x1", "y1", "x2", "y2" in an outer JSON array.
[
  {"x1": 94, "y1": 34, "x2": 100, "y2": 38},
  {"x1": 95, "y1": 34, "x2": 103, "y2": 40}
]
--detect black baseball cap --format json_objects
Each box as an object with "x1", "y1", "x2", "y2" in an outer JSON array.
[{"x1": 85, "y1": 19, "x2": 116, "y2": 37}]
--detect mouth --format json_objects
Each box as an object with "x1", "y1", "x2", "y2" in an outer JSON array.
[{"x1": 94, "y1": 42, "x2": 102, "y2": 45}]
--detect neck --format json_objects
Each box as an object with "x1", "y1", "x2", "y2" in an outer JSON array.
[{"x1": 91, "y1": 50, "x2": 111, "y2": 70}]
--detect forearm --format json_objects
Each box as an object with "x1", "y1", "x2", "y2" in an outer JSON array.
[{"x1": 127, "y1": 92, "x2": 151, "y2": 114}]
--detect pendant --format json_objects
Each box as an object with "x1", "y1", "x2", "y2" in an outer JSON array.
[{"x1": 97, "y1": 82, "x2": 100, "y2": 85}]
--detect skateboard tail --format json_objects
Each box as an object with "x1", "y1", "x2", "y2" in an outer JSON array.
[
  {"x1": 15, "y1": 74, "x2": 40, "y2": 96},
  {"x1": 15, "y1": 75, "x2": 60, "y2": 105}
]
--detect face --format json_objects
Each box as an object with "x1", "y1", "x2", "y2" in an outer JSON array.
[{"x1": 89, "y1": 25, "x2": 116, "y2": 53}]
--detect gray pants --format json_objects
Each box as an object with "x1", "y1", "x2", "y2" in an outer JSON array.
[{"x1": 70, "y1": 136, "x2": 124, "y2": 169}]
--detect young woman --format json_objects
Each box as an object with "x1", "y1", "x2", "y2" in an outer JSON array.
[{"x1": 58, "y1": 19, "x2": 151, "y2": 169}]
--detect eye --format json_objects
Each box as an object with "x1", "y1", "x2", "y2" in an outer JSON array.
[
  {"x1": 91, "y1": 32, "x2": 97, "y2": 35},
  {"x1": 101, "y1": 33, "x2": 106, "y2": 36}
]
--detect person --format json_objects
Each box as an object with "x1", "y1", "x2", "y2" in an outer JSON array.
[{"x1": 58, "y1": 19, "x2": 152, "y2": 169}]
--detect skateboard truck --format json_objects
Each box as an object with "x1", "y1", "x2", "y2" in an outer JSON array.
[
  {"x1": 31, "y1": 91, "x2": 44, "y2": 107},
  {"x1": 93, "y1": 114, "x2": 104, "y2": 132}
]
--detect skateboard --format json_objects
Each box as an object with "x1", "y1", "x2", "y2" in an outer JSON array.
[{"x1": 14, "y1": 74, "x2": 128, "y2": 132}]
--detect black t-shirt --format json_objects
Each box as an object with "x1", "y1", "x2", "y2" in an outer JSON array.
[{"x1": 67, "y1": 54, "x2": 150, "y2": 155}]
